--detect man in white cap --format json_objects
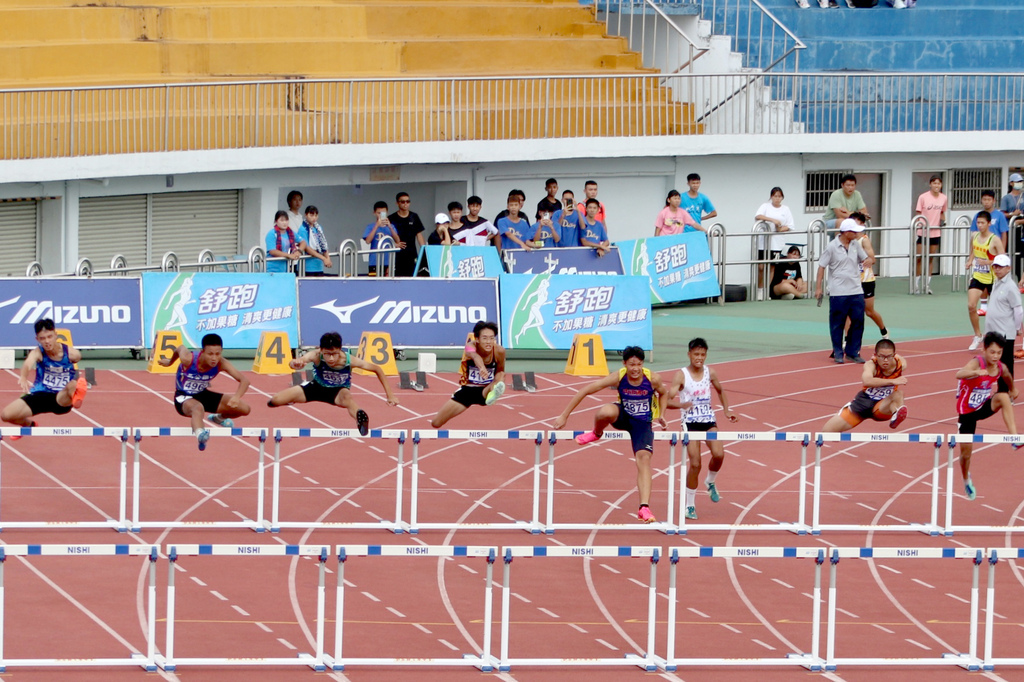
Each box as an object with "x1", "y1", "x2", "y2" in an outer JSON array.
[
  {"x1": 815, "y1": 218, "x2": 871, "y2": 364},
  {"x1": 986, "y1": 252, "x2": 1023, "y2": 390}
]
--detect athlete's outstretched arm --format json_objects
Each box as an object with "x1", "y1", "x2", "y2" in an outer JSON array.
[
  {"x1": 709, "y1": 367, "x2": 738, "y2": 422},
  {"x1": 290, "y1": 349, "x2": 319, "y2": 371},
  {"x1": 651, "y1": 372, "x2": 669, "y2": 429},
  {"x1": 350, "y1": 356, "x2": 399, "y2": 406},
  {"x1": 861, "y1": 359, "x2": 908, "y2": 388},
  {"x1": 158, "y1": 345, "x2": 192, "y2": 368},
  {"x1": 1002, "y1": 364, "x2": 1018, "y2": 400},
  {"x1": 552, "y1": 372, "x2": 618, "y2": 429},
  {"x1": 217, "y1": 358, "x2": 250, "y2": 406},
  {"x1": 18, "y1": 348, "x2": 42, "y2": 393},
  {"x1": 664, "y1": 370, "x2": 689, "y2": 411}
]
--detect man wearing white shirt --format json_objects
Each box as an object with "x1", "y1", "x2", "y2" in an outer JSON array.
[{"x1": 815, "y1": 219, "x2": 870, "y2": 364}]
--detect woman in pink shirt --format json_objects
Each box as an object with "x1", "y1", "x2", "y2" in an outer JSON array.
[
  {"x1": 913, "y1": 174, "x2": 948, "y2": 294},
  {"x1": 654, "y1": 190, "x2": 699, "y2": 236}
]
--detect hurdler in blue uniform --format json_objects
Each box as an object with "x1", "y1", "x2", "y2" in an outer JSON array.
[
  {"x1": 553, "y1": 346, "x2": 668, "y2": 524},
  {"x1": 1, "y1": 318, "x2": 88, "y2": 437},
  {"x1": 267, "y1": 331, "x2": 399, "y2": 436}
]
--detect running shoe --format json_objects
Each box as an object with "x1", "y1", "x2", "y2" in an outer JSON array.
[
  {"x1": 356, "y1": 409, "x2": 369, "y2": 437},
  {"x1": 685, "y1": 506, "x2": 698, "y2": 520},
  {"x1": 1012, "y1": 439, "x2": 1024, "y2": 451},
  {"x1": 575, "y1": 430, "x2": 601, "y2": 445},
  {"x1": 964, "y1": 478, "x2": 976, "y2": 501},
  {"x1": 72, "y1": 375, "x2": 88, "y2": 409},
  {"x1": 707, "y1": 481, "x2": 720, "y2": 503},
  {"x1": 196, "y1": 429, "x2": 210, "y2": 452},
  {"x1": 485, "y1": 381, "x2": 506, "y2": 406},
  {"x1": 889, "y1": 405, "x2": 908, "y2": 429},
  {"x1": 8, "y1": 421, "x2": 36, "y2": 441},
  {"x1": 637, "y1": 506, "x2": 657, "y2": 523},
  {"x1": 968, "y1": 336, "x2": 982, "y2": 351},
  {"x1": 209, "y1": 414, "x2": 234, "y2": 428}
]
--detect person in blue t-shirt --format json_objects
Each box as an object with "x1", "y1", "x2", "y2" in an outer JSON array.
[
  {"x1": 529, "y1": 208, "x2": 561, "y2": 249},
  {"x1": 553, "y1": 190, "x2": 584, "y2": 247},
  {"x1": 265, "y1": 210, "x2": 304, "y2": 273},
  {"x1": 297, "y1": 205, "x2": 332, "y2": 276},
  {"x1": 580, "y1": 198, "x2": 611, "y2": 257},
  {"x1": 495, "y1": 196, "x2": 534, "y2": 252},
  {"x1": 972, "y1": 190, "x2": 1010, "y2": 245},
  {"x1": 362, "y1": 200, "x2": 401, "y2": 276},
  {"x1": 679, "y1": 173, "x2": 717, "y2": 227}
]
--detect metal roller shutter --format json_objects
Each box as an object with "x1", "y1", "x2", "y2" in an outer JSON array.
[
  {"x1": 151, "y1": 190, "x2": 241, "y2": 266},
  {"x1": 0, "y1": 201, "x2": 39, "y2": 277},
  {"x1": 79, "y1": 194, "x2": 148, "y2": 271}
]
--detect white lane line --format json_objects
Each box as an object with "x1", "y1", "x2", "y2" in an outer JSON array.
[
  {"x1": 771, "y1": 578, "x2": 794, "y2": 589},
  {"x1": 865, "y1": 460, "x2": 885, "y2": 468},
  {"x1": 458, "y1": 564, "x2": 478, "y2": 575},
  {"x1": 519, "y1": 412, "x2": 534, "y2": 420},
  {"x1": 509, "y1": 457, "x2": 525, "y2": 464},
  {"x1": 369, "y1": 446, "x2": 384, "y2": 454},
  {"x1": 191, "y1": 576, "x2": 207, "y2": 587},
  {"x1": 911, "y1": 578, "x2": 935, "y2": 589},
  {"x1": 569, "y1": 623, "x2": 588, "y2": 634},
  {"x1": 325, "y1": 488, "x2": 340, "y2": 497},
  {"x1": 595, "y1": 639, "x2": 618, "y2": 651},
  {"x1": 232, "y1": 605, "x2": 250, "y2": 616},
  {"x1": 438, "y1": 639, "x2": 460, "y2": 651},
  {"x1": 628, "y1": 578, "x2": 647, "y2": 589},
  {"x1": 475, "y1": 500, "x2": 492, "y2": 509},
  {"x1": 747, "y1": 459, "x2": 766, "y2": 467},
  {"x1": 538, "y1": 607, "x2": 560, "y2": 618},
  {"x1": 413, "y1": 623, "x2": 432, "y2": 634},
  {"x1": 362, "y1": 591, "x2": 380, "y2": 602},
  {"x1": 255, "y1": 622, "x2": 272, "y2": 633},
  {"x1": 719, "y1": 624, "x2": 742, "y2": 634},
  {"x1": 303, "y1": 476, "x2": 320, "y2": 485},
  {"x1": 905, "y1": 639, "x2": 931, "y2": 651},
  {"x1": 688, "y1": 607, "x2": 709, "y2": 619},
  {"x1": 213, "y1": 498, "x2": 229, "y2": 508},
  {"x1": 600, "y1": 564, "x2": 620, "y2": 575},
  {"x1": 872, "y1": 624, "x2": 895, "y2": 634},
  {"x1": 836, "y1": 608, "x2": 859, "y2": 619},
  {"x1": 856, "y1": 502, "x2": 877, "y2": 511},
  {"x1": 878, "y1": 564, "x2": 901, "y2": 574},
  {"x1": 277, "y1": 638, "x2": 297, "y2": 650},
  {"x1": 580, "y1": 490, "x2": 597, "y2": 498},
  {"x1": 487, "y1": 446, "x2": 503, "y2": 454},
  {"x1": 982, "y1": 503, "x2": 1003, "y2": 513},
  {"x1": 946, "y1": 593, "x2": 970, "y2": 605},
  {"x1": 757, "y1": 514, "x2": 780, "y2": 523},
  {"x1": 386, "y1": 607, "x2": 406, "y2": 618},
  {"x1": 429, "y1": 477, "x2": 447, "y2": 486},
  {"x1": 497, "y1": 512, "x2": 516, "y2": 522},
  {"x1": 210, "y1": 591, "x2": 228, "y2": 601},
  {"x1": 752, "y1": 639, "x2": 776, "y2": 651},
  {"x1": 511, "y1": 592, "x2": 531, "y2": 604},
  {"x1": 893, "y1": 470, "x2": 913, "y2": 479},
  {"x1": 452, "y1": 489, "x2": 469, "y2": 497},
  {"x1": 740, "y1": 563, "x2": 762, "y2": 574},
  {"x1": 284, "y1": 465, "x2": 301, "y2": 475},
  {"x1": 555, "y1": 478, "x2": 573, "y2": 487}
]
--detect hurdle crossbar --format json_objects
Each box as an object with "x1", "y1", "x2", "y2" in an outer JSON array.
[
  {"x1": 665, "y1": 546, "x2": 826, "y2": 671},
  {"x1": 0, "y1": 427, "x2": 131, "y2": 531},
  {"x1": 158, "y1": 544, "x2": 329, "y2": 671},
  {"x1": 814, "y1": 432, "x2": 945, "y2": 535},
  {"x1": 498, "y1": 545, "x2": 661, "y2": 671},
  {"x1": 267, "y1": 428, "x2": 405, "y2": 533},
  {"x1": 823, "y1": 546, "x2": 983, "y2": 671},
  {"x1": 0, "y1": 544, "x2": 158, "y2": 672},
  {"x1": 982, "y1": 548, "x2": 1024, "y2": 670},
  {"x1": 325, "y1": 544, "x2": 499, "y2": 672},
  {"x1": 405, "y1": 430, "x2": 545, "y2": 534},
  {"x1": 944, "y1": 435, "x2": 1024, "y2": 534}
]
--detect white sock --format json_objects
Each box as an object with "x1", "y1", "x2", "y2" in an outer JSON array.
[
  {"x1": 706, "y1": 470, "x2": 718, "y2": 485},
  {"x1": 686, "y1": 487, "x2": 697, "y2": 508}
]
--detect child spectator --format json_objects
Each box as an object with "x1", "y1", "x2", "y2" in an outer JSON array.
[
  {"x1": 265, "y1": 210, "x2": 303, "y2": 273},
  {"x1": 680, "y1": 173, "x2": 717, "y2": 228},
  {"x1": 362, "y1": 201, "x2": 400, "y2": 276},
  {"x1": 297, "y1": 205, "x2": 332, "y2": 276},
  {"x1": 913, "y1": 174, "x2": 947, "y2": 295},
  {"x1": 553, "y1": 190, "x2": 584, "y2": 247},
  {"x1": 655, "y1": 190, "x2": 699, "y2": 236},
  {"x1": 581, "y1": 198, "x2": 611, "y2": 257}
]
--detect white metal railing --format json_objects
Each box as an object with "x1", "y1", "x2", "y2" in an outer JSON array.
[
  {"x1": 594, "y1": 0, "x2": 709, "y2": 75},
  {"x1": 697, "y1": 0, "x2": 805, "y2": 73}
]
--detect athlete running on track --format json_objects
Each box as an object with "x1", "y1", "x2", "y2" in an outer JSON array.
[
  {"x1": 430, "y1": 321, "x2": 506, "y2": 428},
  {"x1": 822, "y1": 338, "x2": 908, "y2": 433}
]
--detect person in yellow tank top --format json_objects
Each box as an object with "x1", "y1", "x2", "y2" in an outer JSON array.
[{"x1": 966, "y1": 211, "x2": 1005, "y2": 351}]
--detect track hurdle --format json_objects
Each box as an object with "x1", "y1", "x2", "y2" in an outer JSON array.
[
  {"x1": 0, "y1": 426, "x2": 131, "y2": 531},
  {"x1": 981, "y1": 548, "x2": 1023, "y2": 670},
  {"x1": 665, "y1": 546, "x2": 827, "y2": 671},
  {"x1": 129, "y1": 427, "x2": 269, "y2": 532},
  {"x1": 267, "y1": 428, "x2": 405, "y2": 533},
  {"x1": 823, "y1": 546, "x2": 984, "y2": 671},
  {"x1": 325, "y1": 544, "x2": 499, "y2": 672},
  {"x1": 676, "y1": 431, "x2": 812, "y2": 534},
  {"x1": 158, "y1": 544, "x2": 329, "y2": 671},
  {"x1": 814, "y1": 432, "x2": 945, "y2": 535},
  {"x1": 405, "y1": 430, "x2": 544, "y2": 534},
  {"x1": 944, "y1": 434, "x2": 1024, "y2": 534},
  {"x1": 0, "y1": 544, "x2": 158, "y2": 672},
  {"x1": 498, "y1": 545, "x2": 661, "y2": 671}
]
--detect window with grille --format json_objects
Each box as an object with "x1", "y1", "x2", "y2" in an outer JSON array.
[
  {"x1": 950, "y1": 168, "x2": 1001, "y2": 210},
  {"x1": 804, "y1": 171, "x2": 852, "y2": 212}
]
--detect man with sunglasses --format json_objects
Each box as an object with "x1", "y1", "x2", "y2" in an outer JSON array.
[{"x1": 389, "y1": 191, "x2": 426, "y2": 277}]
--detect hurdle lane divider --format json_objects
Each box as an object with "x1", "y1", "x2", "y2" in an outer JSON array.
[
  {"x1": 944, "y1": 435, "x2": 1024, "y2": 535},
  {"x1": 814, "y1": 432, "x2": 945, "y2": 536},
  {"x1": 981, "y1": 547, "x2": 1024, "y2": 670},
  {"x1": 325, "y1": 544, "x2": 499, "y2": 672},
  {"x1": 266, "y1": 428, "x2": 406, "y2": 533},
  {"x1": 0, "y1": 544, "x2": 158, "y2": 672},
  {"x1": 0, "y1": 427, "x2": 132, "y2": 531},
  {"x1": 158, "y1": 543, "x2": 329, "y2": 671},
  {"x1": 498, "y1": 545, "x2": 661, "y2": 672},
  {"x1": 406, "y1": 430, "x2": 544, "y2": 534}
]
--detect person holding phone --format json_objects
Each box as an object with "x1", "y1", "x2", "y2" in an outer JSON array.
[{"x1": 362, "y1": 200, "x2": 401, "y2": 276}]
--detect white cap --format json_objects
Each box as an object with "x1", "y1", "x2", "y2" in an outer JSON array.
[
  {"x1": 434, "y1": 213, "x2": 451, "y2": 224},
  {"x1": 1011, "y1": 173, "x2": 1023, "y2": 183},
  {"x1": 838, "y1": 218, "x2": 864, "y2": 233},
  {"x1": 993, "y1": 253, "x2": 1012, "y2": 267}
]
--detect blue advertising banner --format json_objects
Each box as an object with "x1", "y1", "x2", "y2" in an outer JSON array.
[
  {"x1": 0, "y1": 278, "x2": 143, "y2": 348},
  {"x1": 142, "y1": 273, "x2": 298, "y2": 349},
  {"x1": 415, "y1": 245, "x2": 505, "y2": 278},
  {"x1": 298, "y1": 278, "x2": 500, "y2": 348},
  {"x1": 503, "y1": 246, "x2": 623, "y2": 275},
  {"x1": 616, "y1": 233, "x2": 720, "y2": 304},
  {"x1": 499, "y1": 274, "x2": 652, "y2": 350}
]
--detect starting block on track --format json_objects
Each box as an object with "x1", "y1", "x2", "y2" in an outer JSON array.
[
  {"x1": 147, "y1": 330, "x2": 183, "y2": 373},
  {"x1": 510, "y1": 372, "x2": 537, "y2": 392},
  {"x1": 399, "y1": 371, "x2": 427, "y2": 391}
]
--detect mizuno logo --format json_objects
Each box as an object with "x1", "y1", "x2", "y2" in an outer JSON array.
[
  {"x1": 311, "y1": 297, "x2": 379, "y2": 324},
  {"x1": 9, "y1": 301, "x2": 132, "y2": 324},
  {"x1": 312, "y1": 298, "x2": 487, "y2": 325}
]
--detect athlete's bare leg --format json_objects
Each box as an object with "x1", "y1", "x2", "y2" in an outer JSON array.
[
  {"x1": 0, "y1": 398, "x2": 33, "y2": 426},
  {"x1": 267, "y1": 386, "x2": 307, "y2": 407},
  {"x1": 335, "y1": 387, "x2": 359, "y2": 420},
  {"x1": 180, "y1": 398, "x2": 207, "y2": 433},
  {"x1": 431, "y1": 400, "x2": 468, "y2": 428},
  {"x1": 685, "y1": 441, "x2": 703, "y2": 489},
  {"x1": 635, "y1": 449, "x2": 653, "y2": 506},
  {"x1": 214, "y1": 395, "x2": 251, "y2": 419},
  {"x1": 967, "y1": 288, "x2": 984, "y2": 337}
]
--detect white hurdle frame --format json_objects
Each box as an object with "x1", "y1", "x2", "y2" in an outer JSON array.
[
  {"x1": 814, "y1": 432, "x2": 945, "y2": 535},
  {"x1": 158, "y1": 543, "x2": 329, "y2": 671},
  {"x1": 0, "y1": 426, "x2": 131, "y2": 531},
  {"x1": 823, "y1": 546, "x2": 984, "y2": 671},
  {"x1": 546, "y1": 431, "x2": 679, "y2": 533},
  {"x1": 676, "y1": 431, "x2": 812, "y2": 534},
  {"x1": 665, "y1": 546, "x2": 827, "y2": 671},
  {"x1": 498, "y1": 545, "x2": 661, "y2": 671},
  {"x1": 944, "y1": 434, "x2": 1024, "y2": 534},
  {"x1": 0, "y1": 544, "x2": 158, "y2": 672},
  {"x1": 267, "y1": 428, "x2": 406, "y2": 533},
  {"x1": 324, "y1": 544, "x2": 499, "y2": 672},
  {"x1": 129, "y1": 427, "x2": 269, "y2": 532},
  {"x1": 981, "y1": 548, "x2": 1023, "y2": 670},
  {"x1": 406, "y1": 430, "x2": 544, "y2": 534}
]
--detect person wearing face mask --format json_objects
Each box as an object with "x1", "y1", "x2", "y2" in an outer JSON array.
[{"x1": 1002, "y1": 173, "x2": 1024, "y2": 282}]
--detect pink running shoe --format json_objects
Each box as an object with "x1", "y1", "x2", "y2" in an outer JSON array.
[
  {"x1": 575, "y1": 430, "x2": 601, "y2": 445},
  {"x1": 637, "y1": 506, "x2": 656, "y2": 523},
  {"x1": 889, "y1": 405, "x2": 908, "y2": 429}
]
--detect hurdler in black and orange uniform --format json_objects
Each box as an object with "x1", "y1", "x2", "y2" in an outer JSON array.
[{"x1": 823, "y1": 338, "x2": 909, "y2": 432}]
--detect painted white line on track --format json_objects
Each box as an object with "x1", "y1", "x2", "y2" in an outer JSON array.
[
  {"x1": 906, "y1": 638, "x2": 931, "y2": 651},
  {"x1": 569, "y1": 623, "x2": 588, "y2": 633},
  {"x1": 438, "y1": 639, "x2": 460, "y2": 651},
  {"x1": 595, "y1": 638, "x2": 618, "y2": 651},
  {"x1": 911, "y1": 578, "x2": 935, "y2": 589},
  {"x1": 511, "y1": 592, "x2": 531, "y2": 604},
  {"x1": 277, "y1": 638, "x2": 297, "y2": 650},
  {"x1": 946, "y1": 593, "x2": 970, "y2": 604},
  {"x1": 255, "y1": 621, "x2": 272, "y2": 633},
  {"x1": 538, "y1": 607, "x2": 560, "y2": 618},
  {"x1": 719, "y1": 624, "x2": 742, "y2": 634},
  {"x1": 872, "y1": 624, "x2": 895, "y2": 634},
  {"x1": 386, "y1": 607, "x2": 406, "y2": 618},
  {"x1": 688, "y1": 607, "x2": 710, "y2": 618},
  {"x1": 191, "y1": 576, "x2": 207, "y2": 587},
  {"x1": 836, "y1": 608, "x2": 859, "y2": 619},
  {"x1": 740, "y1": 563, "x2": 761, "y2": 574},
  {"x1": 362, "y1": 591, "x2": 380, "y2": 602},
  {"x1": 752, "y1": 639, "x2": 776, "y2": 651},
  {"x1": 771, "y1": 578, "x2": 794, "y2": 589},
  {"x1": 413, "y1": 623, "x2": 432, "y2": 634},
  {"x1": 210, "y1": 590, "x2": 228, "y2": 601},
  {"x1": 232, "y1": 605, "x2": 250, "y2": 616},
  {"x1": 600, "y1": 564, "x2": 620, "y2": 575},
  {"x1": 878, "y1": 564, "x2": 901, "y2": 575}
]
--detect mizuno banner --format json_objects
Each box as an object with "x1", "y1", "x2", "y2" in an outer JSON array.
[
  {"x1": 499, "y1": 274, "x2": 652, "y2": 350},
  {"x1": 0, "y1": 278, "x2": 143, "y2": 348},
  {"x1": 502, "y1": 246, "x2": 623, "y2": 275},
  {"x1": 297, "y1": 278, "x2": 501, "y2": 348},
  {"x1": 416, "y1": 245, "x2": 505, "y2": 278},
  {"x1": 142, "y1": 272, "x2": 298, "y2": 349},
  {"x1": 616, "y1": 233, "x2": 721, "y2": 303}
]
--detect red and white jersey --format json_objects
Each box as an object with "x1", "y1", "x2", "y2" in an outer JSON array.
[{"x1": 956, "y1": 356, "x2": 1003, "y2": 415}]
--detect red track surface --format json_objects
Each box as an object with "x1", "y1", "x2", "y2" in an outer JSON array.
[{"x1": 2, "y1": 336, "x2": 1024, "y2": 681}]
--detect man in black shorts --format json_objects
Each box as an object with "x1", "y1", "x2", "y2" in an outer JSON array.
[{"x1": 429, "y1": 321, "x2": 505, "y2": 428}]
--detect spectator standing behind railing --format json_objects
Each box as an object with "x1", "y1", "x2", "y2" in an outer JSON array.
[
  {"x1": 265, "y1": 210, "x2": 304, "y2": 273},
  {"x1": 972, "y1": 190, "x2": 1010, "y2": 249},
  {"x1": 297, "y1": 205, "x2": 332, "y2": 277},
  {"x1": 427, "y1": 213, "x2": 453, "y2": 246},
  {"x1": 553, "y1": 190, "x2": 584, "y2": 247},
  {"x1": 388, "y1": 192, "x2": 425, "y2": 278},
  {"x1": 530, "y1": 210, "x2": 560, "y2": 249},
  {"x1": 285, "y1": 190, "x2": 305, "y2": 232},
  {"x1": 581, "y1": 198, "x2": 612, "y2": 258},
  {"x1": 363, "y1": 201, "x2": 401, "y2": 277},
  {"x1": 536, "y1": 178, "x2": 562, "y2": 221},
  {"x1": 753, "y1": 186, "x2": 794, "y2": 300},
  {"x1": 679, "y1": 173, "x2": 717, "y2": 229},
  {"x1": 1001, "y1": 173, "x2": 1024, "y2": 222},
  {"x1": 913, "y1": 174, "x2": 947, "y2": 295},
  {"x1": 654, "y1": 190, "x2": 699, "y2": 236},
  {"x1": 495, "y1": 189, "x2": 530, "y2": 228},
  {"x1": 823, "y1": 174, "x2": 869, "y2": 231},
  {"x1": 577, "y1": 181, "x2": 608, "y2": 229},
  {"x1": 496, "y1": 195, "x2": 535, "y2": 253}
]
